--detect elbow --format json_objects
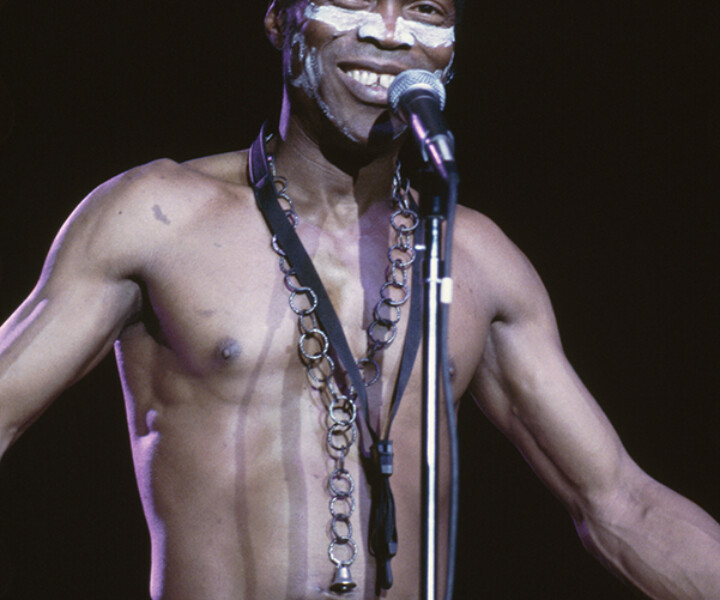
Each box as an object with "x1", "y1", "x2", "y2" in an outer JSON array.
[
  {"x1": 571, "y1": 494, "x2": 637, "y2": 589},
  {"x1": 570, "y1": 465, "x2": 663, "y2": 580},
  {"x1": 574, "y1": 509, "x2": 624, "y2": 572},
  {"x1": 573, "y1": 493, "x2": 624, "y2": 560},
  {"x1": 570, "y1": 462, "x2": 648, "y2": 564}
]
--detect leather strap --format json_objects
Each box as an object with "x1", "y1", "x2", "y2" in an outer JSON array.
[{"x1": 248, "y1": 125, "x2": 424, "y2": 591}]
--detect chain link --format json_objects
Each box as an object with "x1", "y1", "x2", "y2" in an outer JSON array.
[{"x1": 267, "y1": 156, "x2": 417, "y2": 588}]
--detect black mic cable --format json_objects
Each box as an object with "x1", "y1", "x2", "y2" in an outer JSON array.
[{"x1": 389, "y1": 69, "x2": 460, "y2": 600}]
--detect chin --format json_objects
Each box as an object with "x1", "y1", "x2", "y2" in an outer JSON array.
[{"x1": 319, "y1": 105, "x2": 407, "y2": 157}]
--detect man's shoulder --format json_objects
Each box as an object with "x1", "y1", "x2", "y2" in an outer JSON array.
[
  {"x1": 102, "y1": 149, "x2": 252, "y2": 205},
  {"x1": 454, "y1": 205, "x2": 517, "y2": 261},
  {"x1": 56, "y1": 150, "x2": 256, "y2": 266},
  {"x1": 74, "y1": 150, "x2": 253, "y2": 225},
  {"x1": 453, "y1": 205, "x2": 551, "y2": 320}
]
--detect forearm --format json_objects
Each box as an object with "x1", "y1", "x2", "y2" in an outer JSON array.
[{"x1": 578, "y1": 476, "x2": 720, "y2": 599}]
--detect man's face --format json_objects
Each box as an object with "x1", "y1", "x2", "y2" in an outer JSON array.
[{"x1": 277, "y1": 0, "x2": 456, "y2": 147}]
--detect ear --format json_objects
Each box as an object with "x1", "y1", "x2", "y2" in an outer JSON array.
[{"x1": 265, "y1": 1, "x2": 286, "y2": 50}]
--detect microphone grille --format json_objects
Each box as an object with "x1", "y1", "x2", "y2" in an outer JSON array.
[{"x1": 388, "y1": 69, "x2": 447, "y2": 113}]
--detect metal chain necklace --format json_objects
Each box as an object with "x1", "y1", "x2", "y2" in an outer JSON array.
[{"x1": 267, "y1": 155, "x2": 418, "y2": 593}]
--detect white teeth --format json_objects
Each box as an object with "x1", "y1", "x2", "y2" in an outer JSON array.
[
  {"x1": 378, "y1": 74, "x2": 394, "y2": 89},
  {"x1": 346, "y1": 69, "x2": 396, "y2": 89},
  {"x1": 364, "y1": 71, "x2": 378, "y2": 86}
]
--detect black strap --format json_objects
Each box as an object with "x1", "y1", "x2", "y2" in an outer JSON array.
[
  {"x1": 248, "y1": 125, "x2": 423, "y2": 591},
  {"x1": 249, "y1": 128, "x2": 373, "y2": 441}
]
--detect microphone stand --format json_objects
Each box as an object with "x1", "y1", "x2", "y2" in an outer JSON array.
[{"x1": 418, "y1": 167, "x2": 460, "y2": 600}]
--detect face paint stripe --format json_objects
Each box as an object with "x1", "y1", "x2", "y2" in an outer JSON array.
[
  {"x1": 305, "y1": 3, "x2": 455, "y2": 48},
  {"x1": 397, "y1": 18, "x2": 455, "y2": 48},
  {"x1": 358, "y1": 14, "x2": 415, "y2": 46},
  {"x1": 304, "y1": 4, "x2": 375, "y2": 33}
]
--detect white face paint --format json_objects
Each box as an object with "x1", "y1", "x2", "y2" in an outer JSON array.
[
  {"x1": 304, "y1": 3, "x2": 371, "y2": 33},
  {"x1": 287, "y1": 3, "x2": 454, "y2": 144},
  {"x1": 287, "y1": 29, "x2": 362, "y2": 142},
  {"x1": 304, "y1": 3, "x2": 455, "y2": 48},
  {"x1": 395, "y1": 17, "x2": 455, "y2": 48},
  {"x1": 288, "y1": 30, "x2": 321, "y2": 96}
]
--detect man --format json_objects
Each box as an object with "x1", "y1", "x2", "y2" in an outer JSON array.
[{"x1": 1, "y1": 1, "x2": 718, "y2": 598}]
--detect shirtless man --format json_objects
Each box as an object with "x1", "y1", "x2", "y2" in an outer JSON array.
[{"x1": 1, "y1": 1, "x2": 719, "y2": 598}]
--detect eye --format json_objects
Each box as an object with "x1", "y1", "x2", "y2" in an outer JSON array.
[
  {"x1": 406, "y1": 1, "x2": 451, "y2": 25},
  {"x1": 415, "y1": 3, "x2": 440, "y2": 15}
]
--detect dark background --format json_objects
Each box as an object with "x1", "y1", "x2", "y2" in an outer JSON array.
[{"x1": 0, "y1": 1, "x2": 717, "y2": 598}]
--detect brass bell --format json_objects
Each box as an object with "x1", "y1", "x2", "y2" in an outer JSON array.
[{"x1": 330, "y1": 564, "x2": 357, "y2": 593}]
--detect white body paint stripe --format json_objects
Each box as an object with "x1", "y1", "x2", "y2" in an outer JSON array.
[
  {"x1": 305, "y1": 3, "x2": 454, "y2": 48},
  {"x1": 398, "y1": 17, "x2": 455, "y2": 48},
  {"x1": 305, "y1": 3, "x2": 372, "y2": 32}
]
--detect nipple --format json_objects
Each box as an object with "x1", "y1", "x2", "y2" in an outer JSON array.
[{"x1": 217, "y1": 338, "x2": 241, "y2": 363}]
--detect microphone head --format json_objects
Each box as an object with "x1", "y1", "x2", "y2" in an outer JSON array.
[{"x1": 388, "y1": 69, "x2": 447, "y2": 113}]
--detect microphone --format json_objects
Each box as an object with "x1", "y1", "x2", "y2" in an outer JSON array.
[{"x1": 388, "y1": 69, "x2": 457, "y2": 182}]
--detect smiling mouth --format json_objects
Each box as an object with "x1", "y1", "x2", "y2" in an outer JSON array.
[{"x1": 344, "y1": 68, "x2": 397, "y2": 90}]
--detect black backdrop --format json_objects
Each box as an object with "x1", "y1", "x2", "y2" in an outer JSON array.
[{"x1": 0, "y1": 2, "x2": 717, "y2": 598}]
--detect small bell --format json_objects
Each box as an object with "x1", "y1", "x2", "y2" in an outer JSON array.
[{"x1": 330, "y1": 564, "x2": 357, "y2": 593}]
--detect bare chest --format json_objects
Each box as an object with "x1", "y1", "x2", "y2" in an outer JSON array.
[
  {"x1": 114, "y1": 197, "x2": 492, "y2": 597},
  {"x1": 140, "y1": 210, "x2": 396, "y2": 370},
  {"x1": 119, "y1": 198, "x2": 489, "y2": 412}
]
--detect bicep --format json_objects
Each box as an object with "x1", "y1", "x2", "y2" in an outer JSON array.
[
  {"x1": 0, "y1": 269, "x2": 139, "y2": 448},
  {"x1": 0, "y1": 197, "x2": 142, "y2": 452},
  {"x1": 469, "y1": 263, "x2": 630, "y2": 516}
]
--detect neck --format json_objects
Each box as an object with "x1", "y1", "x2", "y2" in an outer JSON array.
[{"x1": 271, "y1": 102, "x2": 404, "y2": 230}]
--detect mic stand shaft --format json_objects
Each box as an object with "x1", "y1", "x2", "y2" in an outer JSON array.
[
  {"x1": 421, "y1": 211, "x2": 443, "y2": 600},
  {"x1": 418, "y1": 167, "x2": 456, "y2": 600}
]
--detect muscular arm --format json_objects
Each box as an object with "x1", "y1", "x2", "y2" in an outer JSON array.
[
  {"x1": 0, "y1": 169, "x2": 159, "y2": 457},
  {"x1": 467, "y1": 216, "x2": 720, "y2": 599}
]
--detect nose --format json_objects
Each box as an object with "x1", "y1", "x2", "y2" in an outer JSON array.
[{"x1": 357, "y1": 4, "x2": 414, "y2": 49}]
